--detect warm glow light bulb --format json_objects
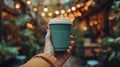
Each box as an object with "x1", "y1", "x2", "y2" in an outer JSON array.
[
  {"x1": 78, "y1": 12, "x2": 82, "y2": 16},
  {"x1": 84, "y1": 6, "x2": 88, "y2": 11},
  {"x1": 55, "y1": 11, "x2": 59, "y2": 15},
  {"x1": 27, "y1": 23, "x2": 35, "y2": 29},
  {"x1": 86, "y1": 0, "x2": 93, "y2": 6},
  {"x1": 61, "y1": 10, "x2": 65, "y2": 14},
  {"x1": 64, "y1": 13, "x2": 67, "y2": 17},
  {"x1": 71, "y1": 7, "x2": 76, "y2": 11},
  {"x1": 90, "y1": 22, "x2": 93, "y2": 26},
  {"x1": 67, "y1": 9, "x2": 71, "y2": 13},
  {"x1": 48, "y1": 12, "x2": 52, "y2": 16},
  {"x1": 33, "y1": 7, "x2": 38, "y2": 12},
  {"x1": 15, "y1": 3, "x2": 20, "y2": 9},
  {"x1": 94, "y1": 21, "x2": 98, "y2": 25},
  {"x1": 26, "y1": 0, "x2": 31, "y2": 5},
  {"x1": 41, "y1": 12, "x2": 45, "y2": 16},
  {"x1": 86, "y1": 2, "x2": 90, "y2": 6},
  {"x1": 44, "y1": 8, "x2": 48, "y2": 12},
  {"x1": 80, "y1": 3, "x2": 84, "y2": 7},
  {"x1": 76, "y1": 4, "x2": 81, "y2": 8},
  {"x1": 68, "y1": 13, "x2": 75, "y2": 22},
  {"x1": 83, "y1": 26, "x2": 87, "y2": 31}
]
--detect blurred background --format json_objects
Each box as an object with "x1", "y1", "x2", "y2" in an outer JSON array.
[{"x1": 0, "y1": 0, "x2": 120, "y2": 67}]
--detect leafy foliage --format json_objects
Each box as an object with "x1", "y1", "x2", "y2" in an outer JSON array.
[
  {"x1": 72, "y1": 19, "x2": 84, "y2": 45},
  {"x1": 113, "y1": 0, "x2": 120, "y2": 34},
  {"x1": 1, "y1": 14, "x2": 45, "y2": 60},
  {"x1": 100, "y1": 36, "x2": 114, "y2": 45},
  {"x1": 110, "y1": 37, "x2": 120, "y2": 51},
  {"x1": 0, "y1": 41, "x2": 19, "y2": 58}
]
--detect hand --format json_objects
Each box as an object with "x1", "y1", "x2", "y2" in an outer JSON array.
[
  {"x1": 44, "y1": 29, "x2": 54, "y2": 55},
  {"x1": 44, "y1": 29, "x2": 74, "y2": 66},
  {"x1": 55, "y1": 35, "x2": 74, "y2": 66}
]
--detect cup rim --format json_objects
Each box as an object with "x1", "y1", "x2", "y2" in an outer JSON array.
[{"x1": 49, "y1": 18, "x2": 72, "y2": 24}]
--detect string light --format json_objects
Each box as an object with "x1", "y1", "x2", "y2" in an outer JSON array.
[
  {"x1": 26, "y1": 0, "x2": 31, "y2": 5},
  {"x1": 84, "y1": 6, "x2": 88, "y2": 11},
  {"x1": 64, "y1": 13, "x2": 68, "y2": 18},
  {"x1": 78, "y1": 12, "x2": 82, "y2": 16},
  {"x1": 44, "y1": 7, "x2": 48, "y2": 12},
  {"x1": 39, "y1": 1, "x2": 91, "y2": 19},
  {"x1": 33, "y1": 7, "x2": 38, "y2": 12},
  {"x1": 73, "y1": 12, "x2": 77, "y2": 17},
  {"x1": 80, "y1": 3, "x2": 84, "y2": 7},
  {"x1": 86, "y1": 0, "x2": 93, "y2": 6},
  {"x1": 55, "y1": 10, "x2": 59, "y2": 15},
  {"x1": 61, "y1": 10, "x2": 65, "y2": 14},
  {"x1": 94, "y1": 21, "x2": 98, "y2": 25},
  {"x1": 27, "y1": 23, "x2": 35, "y2": 30},
  {"x1": 69, "y1": 13, "x2": 75, "y2": 22},
  {"x1": 15, "y1": 3, "x2": 21, "y2": 9},
  {"x1": 81, "y1": 8, "x2": 85, "y2": 12},
  {"x1": 71, "y1": 7, "x2": 76, "y2": 11},
  {"x1": 41, "y1": 12, "x2": 45, "y2": 16},
  {"x1": 48, "y1": 12, "x2": 52, "y2": 16},
  {"x1": 73, "y1": 10, "x2": 82, "y2": 17},
  {"x1": 86, "y1": 2, "x2": 90, "y2": 6},
  {"x1": 67, "y1": 9, "x2": 71, "y2": 13},
  {"x1": 90, "y1": 22, "x2": 93, "y2": 26},
  {"x1": 83, "y1": 26, "x2": 87, "y2": 31},
  {"x1": 76, "y1": 4, "x2": 81, "y2": 8}
]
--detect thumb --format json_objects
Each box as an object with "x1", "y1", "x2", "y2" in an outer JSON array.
[
  {"x1": 44, "y1": 29, "x2": 54, "y2": 55},
  {"x1": 45, "y1": 29, "x2": 51, "y2": 42}
]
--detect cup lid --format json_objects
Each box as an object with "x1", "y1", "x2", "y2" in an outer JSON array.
[{"x1": 49, "y1": 18, "x2": 72, "y2": 24}]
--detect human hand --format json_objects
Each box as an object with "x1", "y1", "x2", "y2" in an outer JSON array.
[
  {"x1": 54, "y1": 35, "x2": 74, "y2": 66},
  {"x1": 44, "y1": 29, "x2": 74, "y2": 66},
  {"x1": 44, "y1": 29, "x2": 54, "y2": 55}
]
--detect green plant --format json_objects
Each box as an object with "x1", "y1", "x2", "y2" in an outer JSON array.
[
  {"x1": 111, "y1": 0, "x2": 120, "y2": 37},
  {"x1": 23, "y1": 41, "x2": 40, "y2": 53},
  {"x1": 72, "y1": 19, "x2": 84, "y2": 45},
  {"x1": 19, "y1": 29, "x2": 41, "y2": 54},
  {"x1": 0, "y1": 41, "x2": 19, "y2": 58},
  {"x1": 110, "y1": 37, "x2": 120, "y2": 51},
  {"x1": 2, "y1": 14, "x2": 44, "y2": 59},
  {"x1": 106, "y1": 37, "x2": 120, "y2": 61},
  {"x1": 100, "y1": 36, "x2": 114, "y2": 46},
  {"x1": 15, "y1": 15, "x2": 31, "y2": 26},
  {"x1": 111, "y1": 42, "x2": 120, "y2": 51}
]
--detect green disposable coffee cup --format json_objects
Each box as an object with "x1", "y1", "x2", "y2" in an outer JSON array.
[{"x1": 49, "y1": 18, "x2": 72, "y2": 51}]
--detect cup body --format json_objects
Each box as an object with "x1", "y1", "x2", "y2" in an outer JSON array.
[{"x1": 49, "y1": 18, "x2": 72, "y2": 51}]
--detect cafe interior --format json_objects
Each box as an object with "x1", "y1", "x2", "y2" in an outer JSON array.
[{"x1": 0, "y1": 0, "x2": 120, "y2": 67}]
